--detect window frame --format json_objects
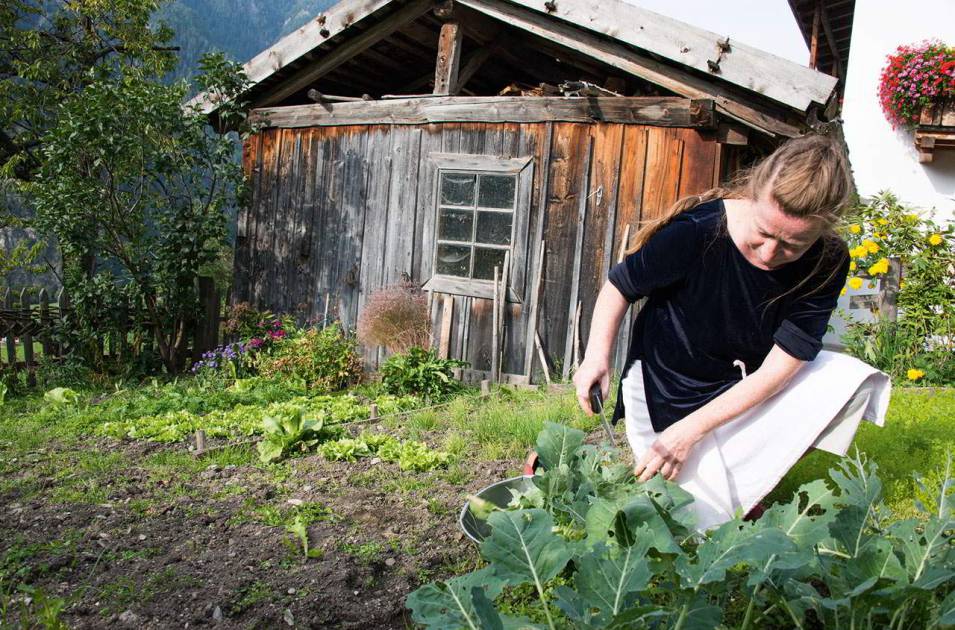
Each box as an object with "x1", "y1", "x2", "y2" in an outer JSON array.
[{"x1": 422, "y1": 152, "x2": 534, "y2": 303}]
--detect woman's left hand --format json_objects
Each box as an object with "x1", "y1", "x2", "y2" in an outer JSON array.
[{"x1": 633, "y1": 421, "x2": 704, "y2": 482}]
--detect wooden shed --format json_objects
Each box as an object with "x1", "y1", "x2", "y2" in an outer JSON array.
[{"x1": 198, "y1": 0, "x2": 841, "y2": 383}]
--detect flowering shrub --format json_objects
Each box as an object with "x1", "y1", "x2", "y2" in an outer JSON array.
[
  {"x1": 222, "y1": 302, "x2": 290, "y2": 341},
  {"x1": 878, "y1": 40, "x2": 955, "y2": 129},
  {"x1": 357, "y1": 283, "x2": 432, "y2": 354},
  {"x1": 257, "y1": 323, "x2": 363, "y2": 392},
  {"x1": 841, "y1": 192, "x2": 954, "y2": 384}
]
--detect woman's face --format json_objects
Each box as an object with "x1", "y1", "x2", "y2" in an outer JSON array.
[{"x1": 738, "y1": 189, "x2": 824, "y2": 270}]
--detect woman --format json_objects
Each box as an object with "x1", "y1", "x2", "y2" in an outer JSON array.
[{"x1": 573, "y1": 133, "x2": 891, "y2": 529}]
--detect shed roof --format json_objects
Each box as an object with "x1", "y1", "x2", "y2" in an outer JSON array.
[{"x1": 193, "y1": 0, "x2": 840, "y2": 137}]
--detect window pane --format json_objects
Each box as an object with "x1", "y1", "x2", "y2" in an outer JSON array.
[
  {"x1": 473, "y1": 247, "x2": 507, "y2": 280},
  {"x1": 439, "y1": 208, "x2": 473, "y2": 242},
  {"x1": 476, "y1": 211, "x2": 512, "y2": 245},
  {"x1": 477, "y1": 174, "x2": 516, "y2": 209},
  {"x1": 440, "y1": 173, "x2": 476, "y2": 206},
  {"x1": 435, "y1": 244, "x2": 471, "y2": 277}
]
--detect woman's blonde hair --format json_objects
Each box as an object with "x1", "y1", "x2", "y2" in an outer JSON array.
[
  {"x1": 626, "y1": 133, "x2": 853, "y2": 253},
  {"x1": 624, "y1": 133, "x2": 853, "y2": 306}
]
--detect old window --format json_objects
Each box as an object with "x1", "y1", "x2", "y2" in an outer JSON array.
[{"x1": 424, "y1": 153, "x2": 534, "y2": 301}]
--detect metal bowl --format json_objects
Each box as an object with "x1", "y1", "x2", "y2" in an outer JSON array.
[{"x1": 458, "y1": 475, "x2": 535, "y2": 544}]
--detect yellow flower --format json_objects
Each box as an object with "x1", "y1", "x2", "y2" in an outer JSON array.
[
  {"x1": 906, "y1": 368, "x2": 925, "y2": 381},
  {"x1": 850, "y1": 245, "x2": 868, "y2": 259},
  {"x1": 862, "y1": 239, "x2": 880, "y2": 254},
  {"x1": 928, "y1": 233, "x2": 943, "y2": 246},
  {"x1": 877, "y1": 218, "x2": 889, "y2": 226},
  {"x1": 899, "y1": 280, "x2": 906, "y2": 289},
  {"x1": 848, "y1": 277, "x2": 863, "y2": 290},
  {"x1": 849, "y1": 261, "x2": 857, "y2": 271},
  {"x1": 906, "y1": 213, "x2": 920, "y2": 222},
  {"x1": 840, "y1": 287, "x2": 847, "y2": 296},
  {"x1": 848, "y1": 224, "x2": 862, "y2": 234},
  {"x1": 868, "y1": 258, "x2": 890, "y2": 275}
]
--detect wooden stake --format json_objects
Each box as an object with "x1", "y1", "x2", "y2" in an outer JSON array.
[
  {"x1": 439, "y1": 294, "x2": 454, "y2": 359},
  {"x1": 195, "y1": 430, "x2": 207, "y2": 455},
  {"x1": 524, "y1": 240, "x2": 546, "y2": 381},
  {"x1": 480, "y1": 379, "x2": 491, "y2": 396},
  {"x1": 572, "y1": 301, "x2": 581, "y2": 371},
  {"x1": 497, "y1": 251, "x2": 510, "y2": 379},
  {"x1": 491, "y1": 265, "x2": 500, "y2": 382},
  {"x1": 323, "y1": 293, "x2": 330, "y2": 327},
  {"x1": 369, "y1": 403, "x2": 379, "y2": 421},
  {"x1": 535, "y1": 332, "x2": 552, "y2": 385}
]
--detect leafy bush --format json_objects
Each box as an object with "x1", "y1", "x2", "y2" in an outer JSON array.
[
  {"x1": 357, "y1": 283, "x2": 431, "y2": 353},
  {"x1": 841, "y1": 192, "x2": 954, "y2": 384},
  {"x1": 380, "y1": 347, "x2": 467, "y2": 400},
  {"x1": 408, "y1": 422, "x2": 955, "y2": 629},
  {"x1": 222, "y1": 302, "x2": 282, "y2": 341},
  {"x1": 257, "y1": 324, "x2": 363, "y2": 392}
]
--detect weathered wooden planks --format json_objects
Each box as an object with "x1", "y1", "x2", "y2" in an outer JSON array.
[
  {"x1": 235, "y1": 116, "x2": 722, "y2": 379},
  {"x1": 252, "y1": 96, "x2": 717, "y2": 129}
]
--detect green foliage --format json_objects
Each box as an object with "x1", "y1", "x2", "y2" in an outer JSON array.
[
  {"x1": 319, "y1": 431, "x2": 451, "y2": 471},
  {"x1": 257, "y1": 324, "x2": 363, "y2": 392},
  {"x1": 380, "y1": 347, "x2": 467, "y2": 400},
  {"x1": 27, "y1": 50, "x2": 251, "y2": 373},
  {"x1": 842, "y1": 192, "x2": 955, "y2": 384},
  {"x1": 96, "y1": 389, "x2": 417, "y2": 444},
  {"x1": 256, "y1": 407, "x2": 341, "y2": 464},
  {"x1": 408, "y1": 422, "x2": 955, "y2": 629},
  {"x1": 42, "y1": 387, "x2": 80, "y2": 407}
]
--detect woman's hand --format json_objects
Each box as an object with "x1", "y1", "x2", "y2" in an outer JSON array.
[
  {"x1": 573, "y1": 357, "x2": 610, "y2": 415},
  {"x1": 633, "y1": 421, "x2": 704, "y2": 482}
]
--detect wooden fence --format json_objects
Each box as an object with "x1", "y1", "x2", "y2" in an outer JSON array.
[{"x1": 0, "y1": 278, "x2": 224, "y2": 383}]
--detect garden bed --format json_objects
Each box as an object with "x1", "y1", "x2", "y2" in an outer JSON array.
[{"x1": 0, "y1": 379, "x2": 952, "y2": 628}]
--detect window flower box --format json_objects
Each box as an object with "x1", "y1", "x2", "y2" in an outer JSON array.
[{"x1": 915, "y1": 99, "x2": 955, "y2": 163}]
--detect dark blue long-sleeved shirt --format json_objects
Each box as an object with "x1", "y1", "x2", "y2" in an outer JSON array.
[{"x1": 608, "y1": 198, "x2": 849, "y2": 432}]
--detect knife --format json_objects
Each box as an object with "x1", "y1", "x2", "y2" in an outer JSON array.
[{"x1": 588, "y1": 383, "x2": 617, "y2": 446}]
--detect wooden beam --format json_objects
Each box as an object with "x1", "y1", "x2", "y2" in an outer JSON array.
[
  {"x1": 189, "y1": 0, "x2": 395, "y2": 112},
  {"x1": 819, "y1": 3, "x2": 846, "y2": 80},
  {"x1": 809, "y1": 1, "x2": 821, "y2": 69},
  {"x1": 433, "y1": 22, "x2": 463, "y2": 95},
  {"x1": 254, "y1": 0, "x2": 434, "y2": 108},
  {"x1": 455, "y1": 0, "x2": 804, "y2": 137},
  {"x1": 483, "y1": 0, "x2": 836, "y2": 112},
  {"x1": 251, "y1": 95, "x2": 717, "y2": 128}
]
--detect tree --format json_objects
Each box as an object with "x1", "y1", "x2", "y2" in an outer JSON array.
[
  {"x1": 29, "y1": 52, "x2": 251, "y2": 373},
  {"x1": 1, "y1": 0, "x2": 179, "y2": 277}
]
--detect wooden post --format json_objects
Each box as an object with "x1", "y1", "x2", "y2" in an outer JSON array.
[
  {"x1": 4, "y1": 289, "x2": 17, "y2": 373},
  {"x1": 491, "y1": 265, "x2": 500, "y2": 383},
  {"x1": 20, "y1": 288, "x2": 35, "y2": 386},
  {"x1": 323, "y1": 292, "x2": 330, "y2": 328},
  {"x1": 524, "y1": 240, "x2": 546, "y2": 382},
  {"x1": 369, "y1": 403, "x2": 379, "y2": 421},
  {"x1": 480, "y1": 379, "x2": 490, "y2": 396},
  {"x1": 438, "y1": 294, "x2": 454, "y2": 359},
  {"x1": 497, "y1": 251, "x2": 510, "y2": 379},
  {"x1": 809, "y1": 0, "x2": 821, "y2": 70},
  {"x1": 433, "y1": 22, "x2": 463, "y2": 95},
  {"x1": 38, "y1": 288, "x2": 53, "y2": 359},
  {"x1": 879, "y1": 257, "x2": 902, "y2": 322},
  {"x1": 195, "y1": 430, "x2": 207, "y2": 455},
  {"x1": 571, "y1": 301, "x2": 581, "y2": 372},
  {"x1": 57, "y1": 288, "x2": 70, "y2": 356}
]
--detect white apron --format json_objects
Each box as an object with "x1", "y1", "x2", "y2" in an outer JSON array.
[{"x1": 621, "y1": 350, "x2": 892, "y2": 531}]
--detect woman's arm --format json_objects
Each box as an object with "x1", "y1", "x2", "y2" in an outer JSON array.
[
  {"x1": 634, "y1": 345, "x2": 805, "y2": 482},
  {"x1": 572, "y1": 281, "x2": 630, "y2": 414}
]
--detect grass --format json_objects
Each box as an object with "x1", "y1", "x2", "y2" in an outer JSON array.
[{"x1": 767, "y1": 387, "x2": 955, "y2": 517}]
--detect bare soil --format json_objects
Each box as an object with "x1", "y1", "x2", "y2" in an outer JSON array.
[{"x1": 1, "y1": 437, "x2": 519, "y2": 628}]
